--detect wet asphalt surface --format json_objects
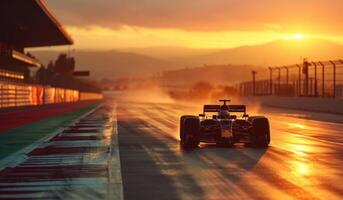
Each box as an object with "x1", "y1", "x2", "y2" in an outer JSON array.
[{"x1": 0, "y1": 94, "x2": 343, "y2": 200}]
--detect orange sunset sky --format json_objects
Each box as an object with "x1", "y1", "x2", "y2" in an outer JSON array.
[{"x1": 45, "y1": 0, "x2": 343, "y2": 49}]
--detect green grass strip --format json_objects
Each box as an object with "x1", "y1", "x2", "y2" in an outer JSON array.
[{"x1": 0, "y1": 103, "x2": 99, "y2": 159}]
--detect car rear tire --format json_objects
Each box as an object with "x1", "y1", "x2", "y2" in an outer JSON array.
[
  {"x1": 180, "y1": 115, "x2": 193, "y2": 140},
  {"x1": 250, "y1": 117, "x2": 270, "y2": 148},
  {"x1": 180, "y1": 116, "x2": 200, "y2": 149}
]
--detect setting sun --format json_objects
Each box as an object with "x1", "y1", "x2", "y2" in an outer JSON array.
[{"x1": 283, "y1": 33, "x2": 305, "y2": 41}]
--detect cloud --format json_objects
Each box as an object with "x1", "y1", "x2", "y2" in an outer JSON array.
[
  {"x1": 46, "y1": 0, "x2": 343, "y2": 34},
  {"x1": 64, "y1": 26, "x2": 289, "y2": 49}
]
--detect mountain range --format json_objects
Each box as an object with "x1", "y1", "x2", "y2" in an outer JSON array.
[{"x1": 30, "y1": 38, "x2": 343, "y2": 80}]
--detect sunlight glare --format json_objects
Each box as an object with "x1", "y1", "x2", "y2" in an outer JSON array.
[
  {"x1": 288, "y1": 122, "x2": 306, "y2": 129},
  {"x1": 283, "y1": 33, "x2": 305, "y2": 41},
  {"x1": 293, "y1": 34, "x2": 304, "y2": 40},
  {"x1": 294, "y1": 161, "x2": 312, "y2": 176}
]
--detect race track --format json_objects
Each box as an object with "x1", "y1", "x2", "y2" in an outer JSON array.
[{"x1": 116, "y1": 97, "x2": 343, "y2": 200}]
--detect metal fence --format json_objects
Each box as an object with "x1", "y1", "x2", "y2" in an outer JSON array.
[{"x1": 240, "y1": 59, "x2": 343, "y2": 98}]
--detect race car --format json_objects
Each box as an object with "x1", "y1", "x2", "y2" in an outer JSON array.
[{"x1": 180, "y1": 100, "x2": 270, "y2": 149}]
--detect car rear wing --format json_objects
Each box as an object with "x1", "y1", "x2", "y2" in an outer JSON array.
[
  {"x1": 228, "y1": 105, "x2": 246, "y2": 114},
  {"x1": 203, "y1": 105, "x2": 246, "y2": 114},
  {"x1": 203, "y1": 105, "x2": 221, "y2": 113}
]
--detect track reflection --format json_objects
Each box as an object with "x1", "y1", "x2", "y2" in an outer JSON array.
[{"x1": 117, "y1": 100, "x2": 343, "y2": 200}]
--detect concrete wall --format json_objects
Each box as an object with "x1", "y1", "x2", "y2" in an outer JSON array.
[{"x1": 241, "y1": 96, "x2": 343, "y2": 115}]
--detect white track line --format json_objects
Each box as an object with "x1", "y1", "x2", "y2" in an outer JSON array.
[{"x1": 107, "y1": 104, "x2": 124, "y2": 200}]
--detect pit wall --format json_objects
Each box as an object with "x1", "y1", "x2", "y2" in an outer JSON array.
[
  {"x1": 0, "y1": 81, "x2": 102, "y2": 109},
  {"x1": 240, "y1": 96, "x2": 343, "y2": 115}
]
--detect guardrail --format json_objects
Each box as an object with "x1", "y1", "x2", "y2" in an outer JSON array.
[{"x1": 0, "y1": 81, "x2": 102, "y2": 109}]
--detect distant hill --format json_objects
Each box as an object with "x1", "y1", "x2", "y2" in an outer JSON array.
[
  {"x1": 117, "y1": 46, "x2": 219, "y2": 60},
  {"x1": 30, "y1": 50, "x2": 182, "y2": 79},
  {"x1": 158, "y1": 65, "x2": 256, "y2": 85}
]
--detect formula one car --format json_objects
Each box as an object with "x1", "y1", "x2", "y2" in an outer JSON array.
[{"x1": 180, "y1": 100, "x2": 270, "y2": 149}]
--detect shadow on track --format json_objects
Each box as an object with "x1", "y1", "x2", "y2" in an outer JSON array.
[
  {"x1": 118, "y1": 119, "x2": 205, "y2": 200},
  {"x1": 182, "y1": 143, "x2": 267, "y2": 181}
]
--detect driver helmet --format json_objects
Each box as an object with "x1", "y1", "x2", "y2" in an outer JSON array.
[{"x1": 218, "y1": 109, "x2": 230, "y2": 119}]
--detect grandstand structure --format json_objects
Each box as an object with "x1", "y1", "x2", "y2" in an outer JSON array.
[
  {"x1": 0, "y1": 0, "x2": 73, "y2": 82},
  {"x1": 0, "y1": 0, "x2": 102, "y2": 108}
]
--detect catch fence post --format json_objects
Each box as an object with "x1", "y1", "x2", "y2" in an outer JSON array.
[
  {"x1": 319, "y1": 62, "x2": 325, "y2": 97},
  {"x1": 297, "y1": 64, "x2": 301, "y2": 96},
  {"x1": 312, "y1": 62, "x2": 318, "y2": 97},
  {"x1": 269, "y1": 67, "x2": 273, "y2": 95},
  {"x1": 330, "y1": 61, "x2": 336, "y2": 98},
  {"x1": 303, "y1": 59, "x2": 311, "y2": 96},
  {"x1": 252, "y1": 71, "x2": 257, "y2": 96},
  {"x1": 277, "y1": 67, "x2": 281, "y2": 90},
  {"x1": 283, "y1": 66, "x2": 289, "y2": 85}
]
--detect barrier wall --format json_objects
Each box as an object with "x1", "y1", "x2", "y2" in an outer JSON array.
[
  {"x1": 79, "y1": 92, "x2": 103, "y2": 101},
  {"x1": 0, "y1": 81, "x2": 102, "y2": 109}
]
